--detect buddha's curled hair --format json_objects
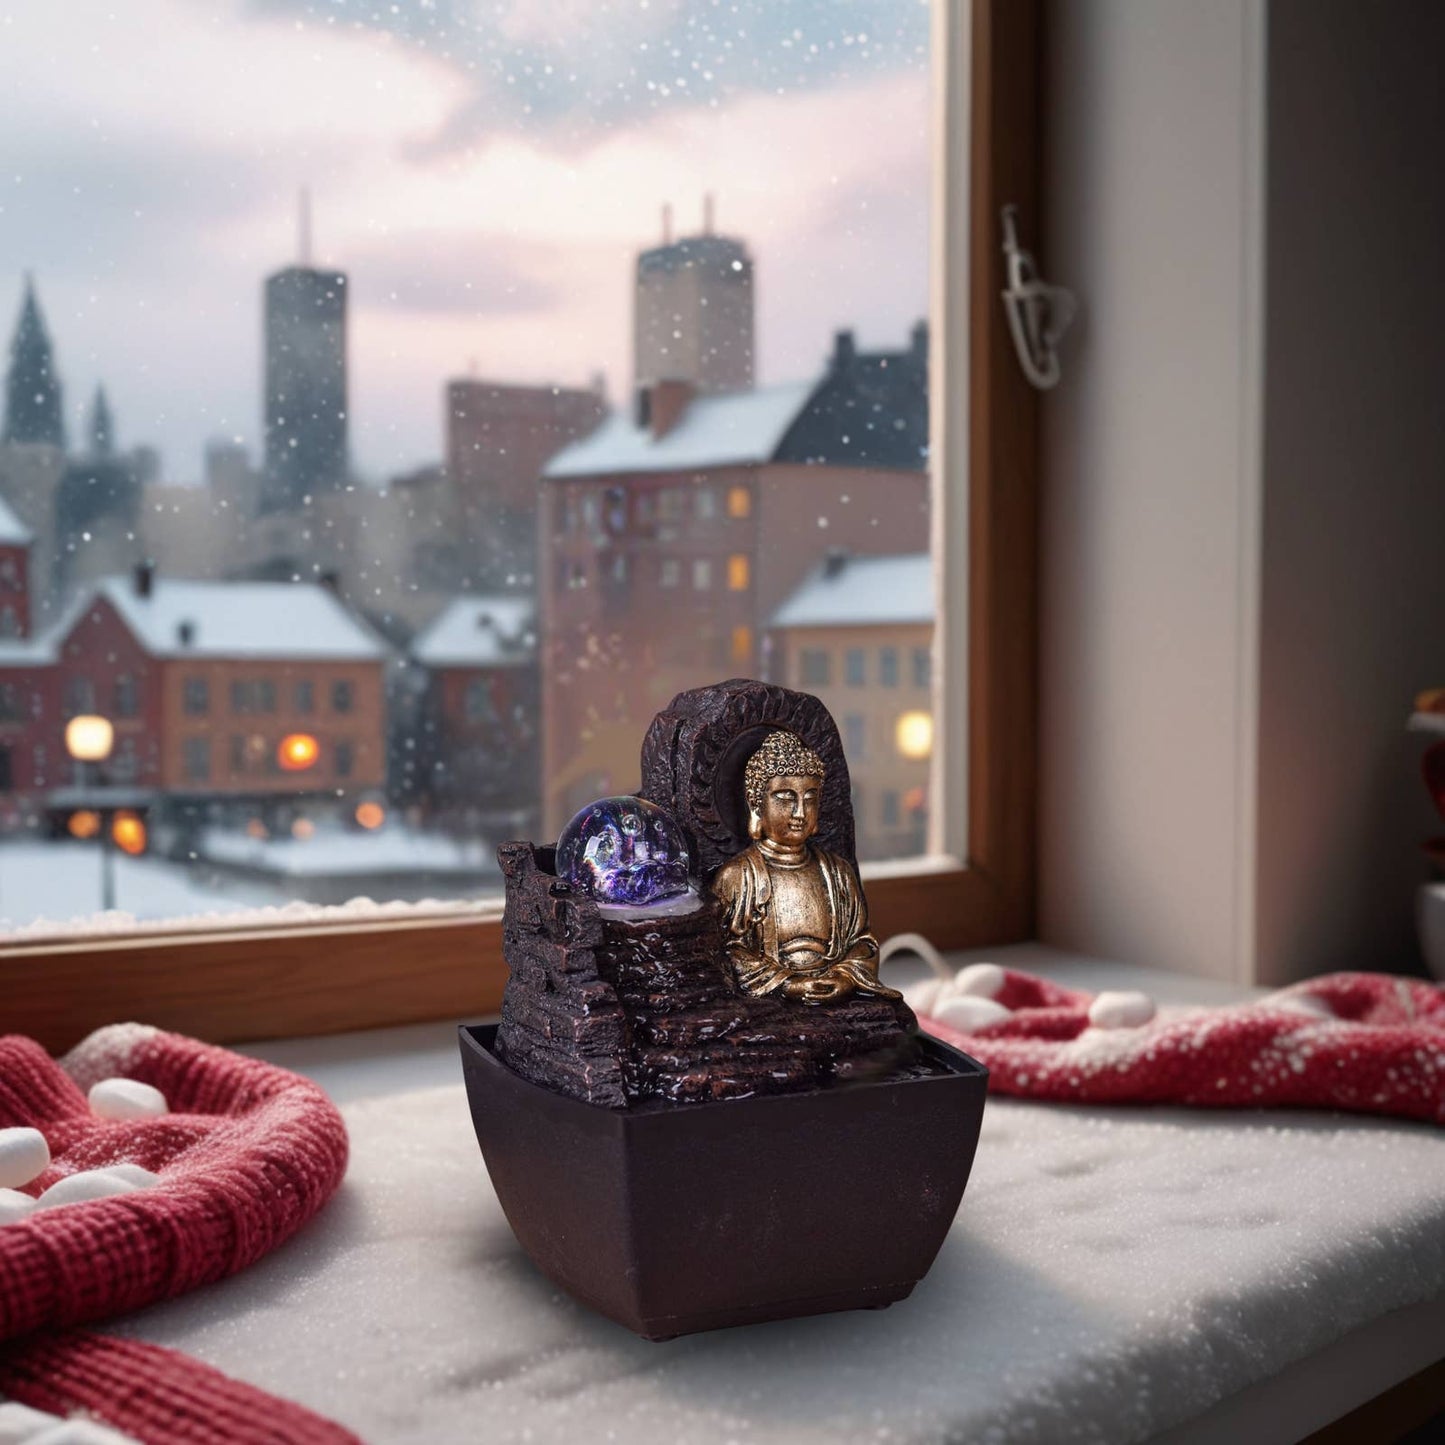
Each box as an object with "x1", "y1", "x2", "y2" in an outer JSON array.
[{"x1": 743, "y1": 730, "x2": 827, "y2": 811}]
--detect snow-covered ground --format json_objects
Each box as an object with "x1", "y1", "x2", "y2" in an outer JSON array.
[
  {"x1": 0, "y1": 840, "x2": 287, "y2": 935},
  {"x1": 199, "y1": 824, "x2": 495, "y2": 878},
  {"x1": 0, "y1": 835, "x2": 497, "y2": 942}
]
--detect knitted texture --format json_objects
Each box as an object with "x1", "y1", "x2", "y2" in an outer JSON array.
[
  {"x1": 0, "y1": 1332, "x2": 355, "y2": 1445},
  {"x1": 0, "y1": 1024, "x2": 356, "y2": 1443},
  {"x1": 920, "y1": 969, "x2": 1445, "y2": 1124}
]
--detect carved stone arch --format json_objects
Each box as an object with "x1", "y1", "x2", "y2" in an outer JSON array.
[{"x1": 639, "y1": 678, "x2": 856, "y2": 879}]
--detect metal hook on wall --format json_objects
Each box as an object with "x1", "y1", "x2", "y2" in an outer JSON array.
[{"x1": 1000, "y1": 204, "x2": 1076, "y2": 390}]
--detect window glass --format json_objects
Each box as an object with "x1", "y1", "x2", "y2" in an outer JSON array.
[
  {"x1": 0, "y1": 0, "x2": 936, "y2": 931},
  {"x1": 183, "y1": 677, "x2": 209, "y2": 716},
  {"x1": 184, "y1": 736, "x2": 210, "y2": 783},
  {"x1": 799, "y1": 649, "x2": 832, "y2": 688},
  {"x1": 879, "y1": 647, "x2": 900, "y2": 688},
  {"x1": 114, "y1": 675, "x2": 139, "y2": 719}
]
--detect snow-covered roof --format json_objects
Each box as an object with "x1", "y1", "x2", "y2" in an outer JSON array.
[
  {"x1": 0, "y1": 631, "x2": 55, "y2": 666},
  {"x1": 410, "y1": 595, "x2": 535, "y2": 669},
  {"x1": 0, "y1": 494, "x2": 32, "y2": 546},
  {"x1": 76, "y1": 577, "x2": 387, "y2": 661},
  {"x1": 544, "y1": 380, "x2": 816, "y2": 478},
  {"x1": 769, "y1": 552, "x2": 933, "y2": 629}
]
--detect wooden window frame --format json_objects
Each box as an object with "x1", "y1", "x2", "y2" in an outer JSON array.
[{"x1": 3, "y1": 0, "x2": 1040, "y2": 1053}]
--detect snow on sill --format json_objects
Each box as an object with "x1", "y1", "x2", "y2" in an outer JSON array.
[{"x1": 0, "y1": 893, "x2": 503, "y2": 949}]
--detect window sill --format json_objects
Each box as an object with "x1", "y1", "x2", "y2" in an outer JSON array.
[{"x1": 109, "y1": 944, "x2": 1445, "y2": 1444}]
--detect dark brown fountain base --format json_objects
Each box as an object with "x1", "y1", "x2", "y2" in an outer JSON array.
[{"x1": 459, "y1": 1022, "x2": 989, "y2": 1341}]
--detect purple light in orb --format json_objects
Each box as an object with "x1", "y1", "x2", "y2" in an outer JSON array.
[{"x1": 557, "y1": 795, "x2": 690, "y2": 906}]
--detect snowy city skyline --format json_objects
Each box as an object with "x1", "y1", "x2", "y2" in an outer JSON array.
[{"x1": 0, "y1": 0, "x2": 930, "y2": 485}]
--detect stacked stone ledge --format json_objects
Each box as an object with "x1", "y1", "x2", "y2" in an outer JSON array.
[{"x1": 495, "y1": 842, "x2": 917, "y2": 1108}]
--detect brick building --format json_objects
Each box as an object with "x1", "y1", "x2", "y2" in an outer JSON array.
[
  {"x1": 538, "y1": 325, "x2": 929, "y2": 832},
  {"x1": 766, "y1": 553, "x2": 933, "y2": 862},
  {"x1": 445, "y1": 379, "x2": 604, "y2": 593},
  {"x1": 0, "y1": 567, "x2": 389, "y2": 837},
  {"x1": 409, "y1": 594, "x2": 538, "y2": 834},
  {"x1": 0, "y1": 501, "x2": 52, "y2": 826},
  {"x1": 0, "y1": 494, "x2": 32, "y2": 639}
]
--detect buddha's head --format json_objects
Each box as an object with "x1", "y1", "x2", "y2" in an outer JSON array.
[{"x1": 744, "y1": 731, "x2": 827, "y2": 847}]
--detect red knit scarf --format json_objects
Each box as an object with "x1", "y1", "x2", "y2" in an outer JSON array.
[
  {"x1": 920, "y1": 969, "x2": 1445, "y2": 1124},
  {"x1": 0, "y1": 1025, "x2": 357, "y2": 1443}
]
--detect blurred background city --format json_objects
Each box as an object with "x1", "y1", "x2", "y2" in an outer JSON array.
[{"x1": 0, "y1": 0, "x2": 936, "y2": 934}]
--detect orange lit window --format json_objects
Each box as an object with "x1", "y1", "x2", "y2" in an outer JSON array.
[
  {"x1": 727, "y1": 554, "x2": 750, "y2": 591},
  {"x1": 727, "y1": 486, "x2": 751, "y2": 519},
  {"x1": 731, "y1": 626, "x2": 753, "y2": 664}
]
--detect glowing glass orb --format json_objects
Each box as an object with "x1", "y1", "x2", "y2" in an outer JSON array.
[
  {"x1": 556, "y1": 795, "x2": 690, "y2": 906},
  {"x1": 68, "y1": 809, "x2": 102, "y2": 840},
  {"x1": 65, "y1": 715, "x2": 114, "y2": 763},
  {"x1": 894, "y1": 710, "x2": 934, "y2": 761},
  {"x1": 111, "y1": 811, "x2": 147, "y2": 856},
  {"x1": 278, "y1": 733, "x2": 320, "y2": 771},
  {"x1": 354, "y1": 801, "x2": 385, "y2": 830}
]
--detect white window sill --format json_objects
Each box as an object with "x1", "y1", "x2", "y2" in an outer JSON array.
[{"x1": 111, "y1": 945, "x2": 1445, "y2": 1443}]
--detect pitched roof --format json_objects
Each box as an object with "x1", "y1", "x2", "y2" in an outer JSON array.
[
  {"x1": 544, "y1": 381, "x2": 816, "y2": 479},
  {"x1": 0, "y1": 494, "x2": 33, "y2": 545},
  {"x1": 74, "y1": 577, "x2": 386, "y2": 661},
  {"x1": 769, "y1": 552, "x2": 933, "y2": 629},
  {"x1": 411, "y1": 595, "x2": 535, "y2": 669}
]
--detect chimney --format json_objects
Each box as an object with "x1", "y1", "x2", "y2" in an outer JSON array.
[
  {"x1": 176, "y1": 619, "x2": 195, "y2": 648},
  {"x1": 133, "y1": 561, "x2": 155, "y2": 599},
  {"x1": 910, "y1": 318, "x2": 929, "y2": 364},
  {"x1": 319, "y1": 569, "x2": 341, "y2": 595},
  {"x1": 823, "y1": 548, "x2": 850, "y2": 579},
  {"x1": 832, "y1": 329, "x2": 856, "y2": 373},
  {"x1": 661, "y1": 202, "x2": 673, "y2": 246},
  {"x1": 703, "y1": 192, "x2": 715, "y2": 235},
  {"x1": 648, "y1": 379, "x2": 695, "y2": 441}
]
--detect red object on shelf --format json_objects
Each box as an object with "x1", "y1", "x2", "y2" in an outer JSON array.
[
  {"x1": 920, "y1": 968, "x2": 1445, "y2": 1125},
  {"x1": 0, "y1": 1024, "x2": 356, "y2": 1443},
  {"x1": 1423, "y1": 739, "x2": 1445, "y2": 825}
]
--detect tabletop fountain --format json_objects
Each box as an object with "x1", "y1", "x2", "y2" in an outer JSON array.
[{"x1": 459, "y1": 678, "x2": 988, "y2": 1339}]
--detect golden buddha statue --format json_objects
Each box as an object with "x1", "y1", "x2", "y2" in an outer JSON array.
[{"x1": 712, "y1": 730, "x2": 901, "y2": 1005}]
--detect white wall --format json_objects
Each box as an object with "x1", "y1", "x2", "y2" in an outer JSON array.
[
  {"x1": 1254, "y1": 0, "x2": 1445, "y2": 983},
  {"x1": 1039, "y1": 0, "x2": 1445, "y2": 984},
  {"x1": 1038, "y1": 0, "x2": 1264, "y2": 982}
]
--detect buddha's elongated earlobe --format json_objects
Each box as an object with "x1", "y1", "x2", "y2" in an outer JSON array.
[{"x1": 747, "y1": 808, "x2": 764, "y2": 841}]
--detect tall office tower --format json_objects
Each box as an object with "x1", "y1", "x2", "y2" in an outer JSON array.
[
  {"x1": 261, "y1": 196, "x2": 348, "y2": 512},
  {"x1": 2, "y1": 276, "x2": 65, "y2": 449},
  {"x1": 634, "y1": 197, "x2": 754, "y2": 399}
]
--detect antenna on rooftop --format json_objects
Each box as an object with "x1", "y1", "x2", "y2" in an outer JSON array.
[
  {"x1": 298, "y1": 186, "x2": 313, "y2": 268},
  {"x1": 661, "y1": 202, "x2": 673, "y2": 245},
  {"x1": 703, "y1": 192, "x2": 715, "y2": 235}
]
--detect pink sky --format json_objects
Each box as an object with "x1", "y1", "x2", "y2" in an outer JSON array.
[{"x1": 0, "y1": 0, "x2": 930, "y2": 482}]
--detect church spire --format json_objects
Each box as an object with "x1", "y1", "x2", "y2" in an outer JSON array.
[
  {"x1": 89, "y1": 383, "x2": 114, "y2": 457},
  {"x1": 2, "y1": 274, "x2": 65, "y2": 449}
]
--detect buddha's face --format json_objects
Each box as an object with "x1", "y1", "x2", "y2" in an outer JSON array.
[{"x1": 758, "y1": 773, "x2": 822, "y2": 846}]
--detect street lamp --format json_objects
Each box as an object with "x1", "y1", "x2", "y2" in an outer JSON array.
[{"x1": 65, "y1": 713, "x2": 117, "y2": 913}]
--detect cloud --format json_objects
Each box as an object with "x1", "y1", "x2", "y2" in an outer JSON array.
[
  {"x1": 242, "y1": 0, "x2": 930, "y2": 156},
  {"x1": 0, "y1": 0, "x2": 930, "y2": 484},
  {"x1": 347, "y1": 232, "x2": 562, "y2": 316}
]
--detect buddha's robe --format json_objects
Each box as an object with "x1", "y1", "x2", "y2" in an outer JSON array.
[{"x1": 712, "y1": 844, "x2": 900, "y2": 1002}]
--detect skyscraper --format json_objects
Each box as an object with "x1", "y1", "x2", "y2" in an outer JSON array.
[
  {"x1": 634, "y1": 198, "x2": 754, "y2": 401},
  {"x1": 2, "y1": 276, "x2": 65, "y2": 450},
  {"x1": 262, "y1": 203, "x2": 348, "y2": 512}
]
